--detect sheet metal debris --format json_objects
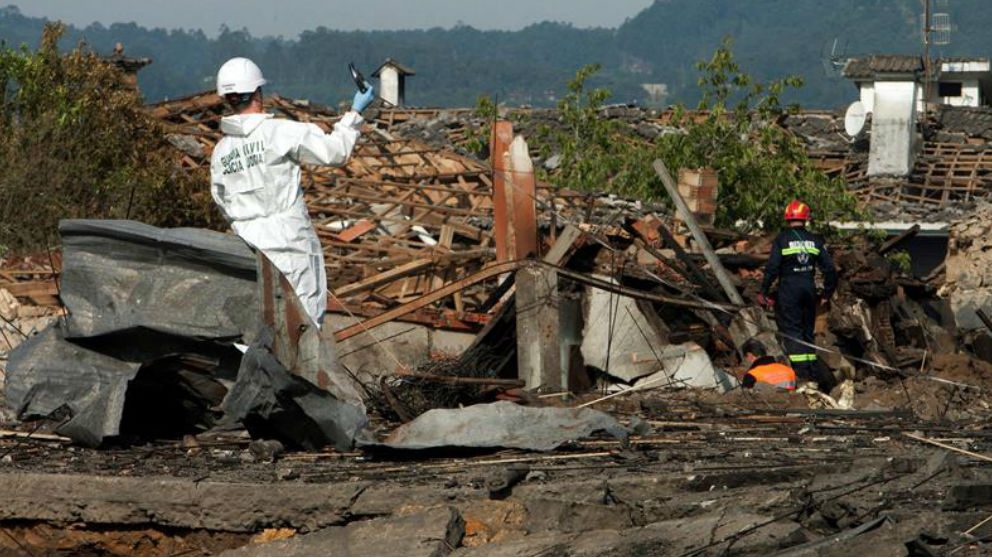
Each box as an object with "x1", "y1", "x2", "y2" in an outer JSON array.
[
  {"x1": 222, "y1": 333, "x2": 368, "y2": 451},
  {"x1": 58, "y1": 219, "x2": 259, "y2": 340},
  {"x1": 363, "y1": 401, "x2": 627, "y2": 452},
  {"x1": 5, "y1": 220, "x2": 367, "y2": 448},
  {"x1": 5, "y1": 325, "x2": 142, "y2": 447}
]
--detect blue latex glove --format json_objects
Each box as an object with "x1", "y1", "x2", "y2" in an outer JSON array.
[{"x1": 352, "y1": 84, "x2": 375, "y2": 112}]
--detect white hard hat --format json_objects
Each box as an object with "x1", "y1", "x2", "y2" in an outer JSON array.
[{"x1": 216, "y1": 57, "x2": 267, "y2": 96}]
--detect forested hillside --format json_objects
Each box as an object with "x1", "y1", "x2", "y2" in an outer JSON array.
[{"x1": 3, "y1": 0, "x2": 992, "y2": 108}]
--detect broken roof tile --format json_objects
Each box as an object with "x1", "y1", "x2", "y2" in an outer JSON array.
[
  {"x1": 843, "y1": 55, "x2": 923, "y2": 79},
  {"x1": 938, "y1": 105, "x2": 992, "y2": 138},
  {"x1": 372, "y1": 57, "x2": 416, "y2": 77}
]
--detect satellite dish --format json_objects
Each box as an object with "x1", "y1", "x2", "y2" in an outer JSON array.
[{"x1": 844, "y1": 101, "x2": 867, "y2": 136}]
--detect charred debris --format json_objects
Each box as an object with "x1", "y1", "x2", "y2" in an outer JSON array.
[
  {"x1": 2, "y1": 93, "x2": 992, "y2": 555},
  {"x1": 3, "y1": 92, "x2": 992, "y2": 445}
]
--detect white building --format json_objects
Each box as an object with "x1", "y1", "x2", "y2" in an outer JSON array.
[
  {"x1": 843, "y1": 54, "x2": 992, "y2": 112},
  {"x1": 843, "y1": 55, "x2": 992, "y2": 177}
]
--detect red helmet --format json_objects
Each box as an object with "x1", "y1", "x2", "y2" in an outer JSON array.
[{"x1": 784, "y1": 200, "x2": 811, "y2": 222}]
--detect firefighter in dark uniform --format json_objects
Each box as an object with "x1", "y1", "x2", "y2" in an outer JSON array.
[{"x1": 758, "y1": 200, "x2": 837, "y2": 387}]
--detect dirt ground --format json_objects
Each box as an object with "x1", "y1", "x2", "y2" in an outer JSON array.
[{"x1": 3, "y1": 381, "x2": 992, "y2": 557}]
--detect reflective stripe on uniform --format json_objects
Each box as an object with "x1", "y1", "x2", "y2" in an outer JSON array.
[
  {"x1": 781, "y1": 247, "x2": 821, "y2": 256},
  {"x1": 788, "y1": 353, "x2": 818, "y2": 362}
]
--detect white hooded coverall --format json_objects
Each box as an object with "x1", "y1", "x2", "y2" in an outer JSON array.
[{"x1": 210, "y1": 111, "x2": 363, "y2": 326}]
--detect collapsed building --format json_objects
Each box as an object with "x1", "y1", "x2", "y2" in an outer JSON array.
[{"x1": 3, "y1": 59, "x2": 992, "y2": 555}]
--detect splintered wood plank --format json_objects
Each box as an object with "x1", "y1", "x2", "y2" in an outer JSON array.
[
  {"x1": 312, "y1": 207, "x2": 484, "y2": 242},
  {"x1": 333, "y1": 258, "x2": 434, "y2": 298},
  {"x1": 437, "y1": 225, "x2": 455, "y2": 251},
  {"x1": 328, "y1": 177, "x2": 491, "y2": 197},
  {"x1": 431, "y1": 225, "x2": 456, "y2": 292},
  {"x1": 336, "y1": 220, "x2": 377, "y2": 243},
  {"x1": 2, "y1": 280, "x2": 57, "y2": 298},
  {"x1": 316, "y1": 190, "x2": 480, "y2": 217},
  {"x1": 453, "y1": 289, "x2": 465, "y2": 313},
  {"x1": 943, "y1": 149, "x2": 960, "y2": 204}
]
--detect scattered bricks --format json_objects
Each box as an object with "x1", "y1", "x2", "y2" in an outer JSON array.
[
  {"x1": 631, "y1": 215, "x2": 665, "y2": 245},
  {"x1": 676, "y1": 168, "x2": 718, "y2": 228}
]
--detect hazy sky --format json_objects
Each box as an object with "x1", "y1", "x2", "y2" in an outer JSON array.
[{"x1": 7, "y1": 1, "x2": 656, "y2": 37}]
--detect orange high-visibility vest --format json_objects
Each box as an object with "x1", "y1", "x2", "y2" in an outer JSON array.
[{"x1": 747, "y1": 363, "x2": 797, "y2": 391}]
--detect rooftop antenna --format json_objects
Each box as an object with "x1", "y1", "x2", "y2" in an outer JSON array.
[
  {"x1": 923, "y1": 0, "x2": 953, "y2": 108},
  {"x1": 820, "y1": 38, "x2": 849, "y2": 79}
]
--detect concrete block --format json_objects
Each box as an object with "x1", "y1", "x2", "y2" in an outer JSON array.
[
  {"x1": 632, "y1": 342, "x2": 736, "y2": 393},
  {"x1": 523, "y1": 499, "x2": 634, "y2": 533},
  {"x1": 728, "y1": 307, "x2": 782, "y2": 359},
  {"x1": 558, "y1": 296, "x2": 584, "y2": 387},
  {"x1": 516, "y1": 265, "x2": 561, "y2": 390},
  {"x1": 0, "y1": 472, "x2": 357, "y2": 532},
  {"x1": 974, "y1": 332, "x2": 992, "y2": 365},
  {"x1": 944, "y1": 483, "x2": 992, "y2": 511},
  {"x1": 429, "y1": 329, "x2": 476, "y2": 356},
  {"x1": 581, "y1": 282, "x2": 666, "y2": 383},
  {"x1": 328, "y1": 318, "x2": 476, "y2": 379},
  {"x1": 459, "y1": 499, "x2": 528, "y2": 548},
  {"x1": 950, "y1": 289, "x2": 992, "y2": 332},
  {"x1": 329, "y1": 316, "x2": 430, "y2": 380},
  {"x1": 453, "y1": 531, "x2": 576, "y2": 557}
]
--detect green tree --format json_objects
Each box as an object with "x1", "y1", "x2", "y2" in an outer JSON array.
[
  {"x1": 462, "y1": 93, "x2": 500, "y2": 156},
  {"x1": 535, "y1": 63, "x2": 657, "y2": 197},
  {"x1": 529, "y1": 40, "x2": 863, "y2": 232},
  {"x1": 658, "y1": 38, "x2": 863, "y2": 231},
  {"x1": 0, "y1": 24, "x2": 219, "y2": 252}
]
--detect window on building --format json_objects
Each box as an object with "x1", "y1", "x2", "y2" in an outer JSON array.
[{"x1": 939, "y1": 82, "x2": 963, "y2": 97}]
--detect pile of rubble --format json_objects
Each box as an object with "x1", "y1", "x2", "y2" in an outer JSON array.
[
  {"x1": 4, "y1": 172, "x2": 988, "y2": 445},
  {"x1": 942, "y1": 202, "x2": 992, "y2": 361},
  {"x1": 3, "y1": 92, "x2": 992, "y2": 556},
  {"x1": 0, "y1": 254, "x2": 62, "y2": 403},
  {"x1": 2, "y1": 107, "x2": 991, "y2": 443},
  {"x1": 0, "y1": 287, "x2": 59, "y2": 398}
]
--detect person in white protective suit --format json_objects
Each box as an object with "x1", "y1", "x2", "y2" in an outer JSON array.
[{"x1": 210, "y1": 58, "x2": 375, "y2": 327}]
